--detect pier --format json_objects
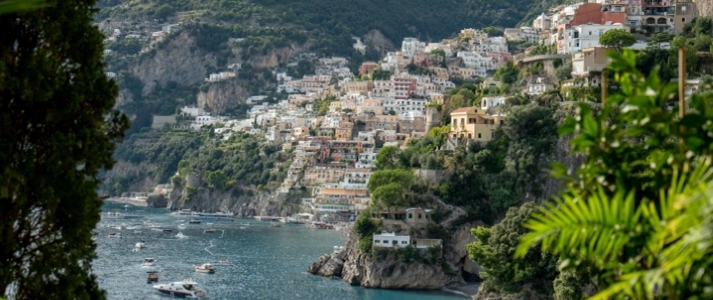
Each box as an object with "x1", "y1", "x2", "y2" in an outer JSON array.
[
  {"x1": 105, "y1": 197, "x2": 148, "y2": 207},
  {"x1": 254, "y1": 216, "x2": 282, "y2": 221}
]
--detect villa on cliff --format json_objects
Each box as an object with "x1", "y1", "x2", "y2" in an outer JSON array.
[
  {"x1": 372, "y1": 231, "x2": 442, "y2": 249},
  {"x1": 448, "y1": 106, "x2": 504, "y2": 142}
]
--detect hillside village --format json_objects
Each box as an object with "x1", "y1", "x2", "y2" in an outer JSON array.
[{"x1": 109, "y1": 0, "x2": 709, "y2": 242}]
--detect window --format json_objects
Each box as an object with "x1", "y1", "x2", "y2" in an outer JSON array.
[
  {"x1": 418, "y1": 213, "x2": 422, "y2": 219},
  {"x1": 401, "y1": 241, "x2": 408, "y2": 244},
  {"x1": 478, "y1": 133, "x2": 482, "y2": 138},
  {"x1": 682, "y1": 18, "x2": 686, "y2": 22},
  {"x1": 383, "y1": 240, "x2": 388, "y2": 244},
  {"x1": 374, "y1": 240, "x2": 380, "y2": 243},
  {"x1": 408, "y1": 213, "x2": 412, "y2": 219}
]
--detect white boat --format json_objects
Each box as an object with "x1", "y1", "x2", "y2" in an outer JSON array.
[
  {"x1": 135, "y1": 241, "x2": 146, "y2": 249},
  {"x1": 175, "y1": 232, "x2": 188, "y2": 239},
  {"x1": 153, "y1": 279, "x2": 207, "y2": 298},
  {"x1": 239, "y1": 226, "x2": 247, "y2": 230},
  {"x1": 123, "y1": 204, "x2": 131, "y2": 209},
  {"x1": 240, "y1": 223, "x2": 250, "y2": 227},
  {"x1": 105, "y1": 211, "x2": 123, "y2": 219},
  {"x1": 211, "y1": 258, "x2": 234, "y2": 266},
  {"x1": 143, "y1": 258, "x2": 156, "y2": 266},
  {"x1": 108, "y1": 232, "x2": 121, "y2": 238},
  {"x1": 193, "y1": 263, "x2": 215, "y2": 273},
  {"x1": 178, "y1": 224, "x2": 187, "y2": 230},
  {"x1": 188, "y1": 218, "x2": 201, "y2": 224},
  {"x1": 146, "y1": 270, "x2": 159, "y2": 283},
  {"x1": 204, "y1": 228, "x2": 215, "y2": 233}
]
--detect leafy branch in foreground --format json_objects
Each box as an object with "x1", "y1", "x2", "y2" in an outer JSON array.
[{"x1": 517, "y1": 49, "x2": 713, "y2": 299}]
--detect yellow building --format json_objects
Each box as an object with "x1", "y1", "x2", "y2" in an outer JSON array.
[{"x1": 449, "y1": 106, "x2": 504, "y2": 142}]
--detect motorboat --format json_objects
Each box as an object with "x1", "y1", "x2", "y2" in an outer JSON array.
[
  {"x1": 239, "y1": 226, "x2": 247, "y2": 230},
  {"x1": 193, "y1": 263, "x2": 215, "y2": 274},
  {"x1": 175, "y1": 232, "x2": 188, "y2": 239},
  {"x1": 105, "y1": 211, "x2": 123, "y2": 219},
  {"x1": 204, "y1": 228, "x2": 215, "y2": 233},
  {"x1": 270, "y1": 222, "x2": 281, "y2": 227},
  {"x1": 146, "y1": 270, "x2": 159, "y2": 283},
  {"x1": 211, "y1": 258, "x2": 234, "y2": 266},
  {"x1": 108, "y1": 232, "x2": 121, "y2": 238},
  {"x1": 123, "y1": 204, "x2": 131, "y2": 209},
  {"x1": 152, "y1": 279, "x2": 207, "y2": 298},
  {"x1": 240, "y1": 223, "x2": 250, "y2": 227},
  {"x1": 163, "y1": 228, "x2": 173, "y2": 233},
  {"x1": 143, "y1": 258, "x2": 156, "y2": 267},
  {"x1": 190, "y1": 211, "x2": 235, "y2": 222},
  {"x1": 135, "y1": 241, "x2": 146, "y2": 249},
  {"x1": 188, "y1": 218, "x2": 201, "y2": 224}
]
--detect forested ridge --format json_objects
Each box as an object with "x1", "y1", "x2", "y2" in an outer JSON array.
[{"x1": 98, "y1": 0, "x2": 565, "y2": 54}]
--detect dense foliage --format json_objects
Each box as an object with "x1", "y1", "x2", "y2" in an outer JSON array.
[
  {"x1": 0, "y1": 0, "x2": 130, "y2": 298},
  {"x1": 109, "y1": 129, "x2": 289, "y2": 194},
  {"x1": 518, "y1": 50, "x2": 713, "y2": 298},
  {"x1": 98, "y1": 0, "x2": 566, "y2": 56},
  {"x1": 468, "y1": 202, "x2": 559, "y2": 296}
]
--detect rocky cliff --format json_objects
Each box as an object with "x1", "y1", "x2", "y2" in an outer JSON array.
[
  {"x1": 197, "y1": 79, "x2": 251, "y2": 115},
  {"x1": 167, "y1": 179, "x2": 300, "y2": 217},
  {"x1": 131, "y1": 32, "x2": 217, "y2": 96},
  {"x1": 308, "y1": 225, "x2": 478, "y2": 291}
]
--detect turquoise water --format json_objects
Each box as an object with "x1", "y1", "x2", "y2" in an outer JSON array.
[{"x1": 94, "y1": 204, "x2": 466, "y2": 299}]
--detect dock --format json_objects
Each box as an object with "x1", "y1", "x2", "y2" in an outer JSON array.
[
  {"x1": 254, "y1": 216, "x2": 282, "y2": 221},
  {"x1": 105, "y1": 197, "x2": 148, "y2": 207}
]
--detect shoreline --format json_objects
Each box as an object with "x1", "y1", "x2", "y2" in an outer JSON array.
[
  {"x1": 104, "y1": 197, "x2": 148, "y2": 207},
  {"x1": 443, "y1": 283, "x2": 481, "y2": 298}
]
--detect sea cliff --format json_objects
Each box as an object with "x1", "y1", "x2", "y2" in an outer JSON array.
[{"x1": 308, "y1": 224, "x2": 480, "y2": 292}]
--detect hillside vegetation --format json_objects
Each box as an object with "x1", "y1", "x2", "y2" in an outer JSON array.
[{"x1": 98, "y1": 0, "x2": 565, "y2": 52}]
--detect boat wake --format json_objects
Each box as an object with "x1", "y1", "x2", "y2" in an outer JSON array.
[{"x1": 204, "y1": 240, "x2": 216, "y2": 256}]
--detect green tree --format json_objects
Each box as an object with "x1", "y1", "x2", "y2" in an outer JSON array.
[
  {"x1": 482, "y1": 26, "x2": 504, "y2": 37},
  {"x1": 0, "y1": 0, "x2": 130, "y2": 298},
  {"x1": 494, "y1": 61, "x2": 519, "y2": 84},
  {"x1": 598, "y1": 29, "x2": 635, "y2": 51},
  {"x1": 0, "y1": 0, "x2": 45, "y2": 14},
  {"x1": 468, "y1": 202, "x2": 559, "y2": 296},
  {"x1": 374, "y1": 146, "x2": 401, "y2": 170},
  {"x1": 518, "y1": 50, "x2": 713, "y2": 299}
]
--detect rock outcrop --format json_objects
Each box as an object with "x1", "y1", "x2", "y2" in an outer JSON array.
[
  {"x1": 167, "y1": 183, "x2": 300, "y2": 217},
  {"x1": 308, "y1": 229, "x2": 464, "y2": 290},
  {"x1": 130, "y1": 32, "x2": 217, "y2": 95},
  {"x1": 197, "y1": 79, "x2": 251, "y2": 115}
]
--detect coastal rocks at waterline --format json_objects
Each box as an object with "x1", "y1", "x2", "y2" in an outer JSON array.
[
  {"x1": 307, "y1": 252, "x2": 346, "y2": 277},
  {"x1": 308, "y1": 232, "x2": 459, "y2": 290}
]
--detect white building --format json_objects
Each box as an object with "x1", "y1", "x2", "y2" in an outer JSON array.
[
  {"x1": 382, "y1": 98, "x2": 427, "y2": 114},
  {"x1": 373, "y1": 232, "x2": 411, "y2": 248},
  {"x1": 561, "y1": 23, "x2": 627, "y2": 54},
  {"x1": 424, "y1": 42, "x2": 454, "y2": 57},
  {"x1": 341, "y1": 169, "x2": 372, "y2": 190},
  {"x1": 480, "y1": 96, "x2": 507, "y2": 110},
  {"x1": 356, "y1": 151, "x2": 377, "y2": 169},
  {"x1": 181, "y1": 106, "x2": 205, "y2": 117},
  {"x1": 456, "y1": 51, "x2": 493, "y2": 77},
  {"x1": 402, "y1": 37, "x2": 426, "y2": 57}
]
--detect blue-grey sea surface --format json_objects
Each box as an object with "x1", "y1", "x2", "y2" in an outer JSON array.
[{"x1": 94, "y1": 203, "x2": 466, "y2": 300}]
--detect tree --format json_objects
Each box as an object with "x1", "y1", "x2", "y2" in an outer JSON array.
[
  {"x1": 494, "y1": 61, "x2": 519, "y2": 84},
  {"x1": 518, "y1": 50, "x2": 713, "y2": 299},
  {"x1": 0, "y1": 0, "x2": 46, "y2": 14},
  {"x1": 0, "y1": 0, "x2": 129, "y2": 298},
  {"x1": 374, "y1": 146, "x2": 400, "y2": 170},
  {"x1": 467, "y1": 202, "x2": 559, "y2": 296},
  {"x1": 598, "y1": 29, "x2": 635, "y2": 51}
]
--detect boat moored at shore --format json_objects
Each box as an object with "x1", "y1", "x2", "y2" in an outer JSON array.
[{"x1": 152, "y1": 279, "x2": 207, "y2": 298}]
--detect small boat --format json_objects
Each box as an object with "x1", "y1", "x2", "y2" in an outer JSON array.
[
  {"x1": 239, "y1": 226, "x2": 247, "y2": 230},
  {"x1": 135, "y1": 241, "x2": 146, "y2": 249},
  {"x1": 124, "y1": 204, "x2": 131, "y2": 209},
  {"x1": 204, "y1": 228, "x2": 215, "y2": 233},
  {"x1": 146, "y1": 270, "x2": 159, "y2": 283},
  {"x1": 143, "y1": 258, "x2": 156, "y2": 267},
  {"x1": 175, "y1": 232, "x2": 188, "y2": 239},
  {"x1": 108, "y1": 232, "x2": 121, "y2": 238},
  {"x1": 240, "y1": 223, "x2": 250, "y2": 227},
  {"x1": 188, "y1": 218, "x2": 201, "y2": 224},
  {"x1": 193, "y1": 263, "x2": 215, "y2": 274},
  {"x1": 162, "y1": 228, "x2": 173, "y2": 233},
  {"x1": 178, "y1": 224, "x2": 187, "y2": 230},
  {"x1": 153, "y1": 279, "x2": 207, "y2": 298},
  {"x1": 270, "y1": 222, "x2": 281, "y2": 228},
  {"x1": 212, "y1": 258, "x2": 234, "y2": 266}
]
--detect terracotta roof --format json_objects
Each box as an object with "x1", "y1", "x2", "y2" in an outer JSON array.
[{"x1": 450, "y1": 107, "x2": 476, "y2": 113}]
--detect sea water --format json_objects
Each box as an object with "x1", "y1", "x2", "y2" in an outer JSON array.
[{"x1": 94, "y1": 203, "x2": 466, "y2": 299}]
